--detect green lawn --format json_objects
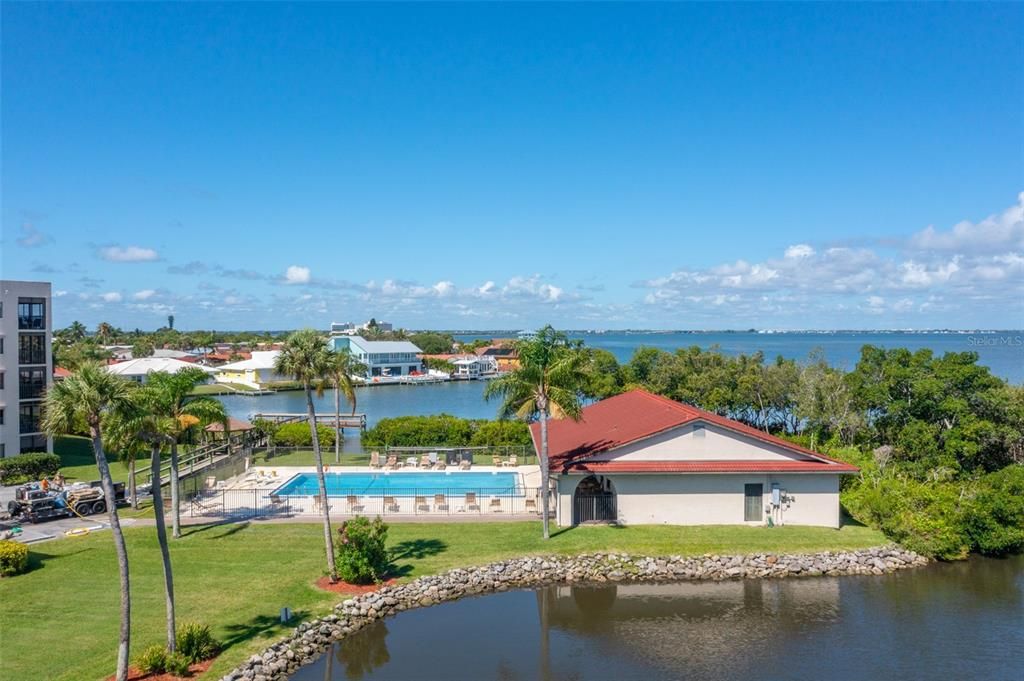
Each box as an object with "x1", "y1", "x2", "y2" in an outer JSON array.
[
  {"x1": 53, "y1": 435, "x2": 134, "y2": 484},
  {"x1": 0, "y1": 521, "x2": 886, "y2": 681}
]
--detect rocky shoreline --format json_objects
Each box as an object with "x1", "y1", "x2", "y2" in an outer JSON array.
[{"x1": 220, "y1": 545, "x2": 927, "y2": 681}]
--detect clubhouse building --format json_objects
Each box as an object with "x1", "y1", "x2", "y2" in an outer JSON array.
[{"x1": 533, "y1": 389, "x2": 857, "y2": 528}]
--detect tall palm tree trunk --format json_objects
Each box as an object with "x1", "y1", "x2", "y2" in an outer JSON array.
[
  {"x1": 150, "y1": 444, "x2": 176, "y2": 652},
  {"x1": 91, "y1": 426, "x2": 131, "y2": 681},
  {"x1": 334, "y1": 383, "x2": 341, "y2": 464},
  {"x1": 306, "y1": 383, "x2": 338, "y2": 580},
  {"x1": 128, "y1": 460, "x2": 139, "y2": 510},
  {"x1": 539, "y1": 408, "x2": 551, "y2": 540},
  {"x1": 170, "y1": 441, "x2": 181, "y2": 539}
]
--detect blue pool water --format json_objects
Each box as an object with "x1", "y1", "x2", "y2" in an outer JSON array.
[{"x1": 272, "y1": 471, "x2": 522, "y2": 497}]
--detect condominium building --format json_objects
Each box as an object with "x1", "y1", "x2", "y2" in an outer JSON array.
[
  {"x1": 0, "y1": 280, "x2": 53, "y2": 458},
  {"x1": 327, "y1": 336, "x2": 422, "y2": 378}
]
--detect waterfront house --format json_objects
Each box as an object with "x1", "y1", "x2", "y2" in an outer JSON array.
[
  {"x1": 213, "y1": 350, "x2": 285, "y2": 388},
  {"x1": 327, "y1": 336, "x2": 422, "y2": 379},
  {"x1": 105, "y1": 357, "x2": 215, "y2": 384},
  {"x1": 533, "y1": 389, "x2": 857, "y2": 528},
  {"x1": 474, "y1": 342, "x2": 519, "y2": 371},
  {"x1": 451, "y1": 355, "x2": 499, "y2": 379}
]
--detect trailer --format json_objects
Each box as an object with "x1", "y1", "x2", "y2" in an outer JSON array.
[{"x1": 7, "y1": 481, "x2": 127, "y2": 523}]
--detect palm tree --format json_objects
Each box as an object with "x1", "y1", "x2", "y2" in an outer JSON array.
[
  {"x1": 105, "y1": 399, "x2": 179, "y2": 652},
  {"x1": 96, "y1": 321, "x2": 115, "y2": 343},
  {"x1": 146, "y1": 368, "x2": 227, "y2": 539},
  {"x1": 324, "y1": 349, "x2": 366, "y2": 463},
  {"x1": 275, "y1": 329, "x2": 338, "y2": 580},
  {"x1": 484, "y1": 326, "x2": 588, "y2": 539},
  {"x1": 42, "y1": 363, "x2": 136, "y2": 681}
]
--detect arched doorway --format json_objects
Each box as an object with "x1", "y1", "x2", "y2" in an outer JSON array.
[{"x1": 572, "y1": 475, "x2": 617, "y2": 525}]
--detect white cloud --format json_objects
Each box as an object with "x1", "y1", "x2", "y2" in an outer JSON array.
[
  {"x1": 284, "y1": 265, "x2": 311, "y2": 285},
  {"x1": 910, "y1": 191, "x2": 1024, "y2": 253},
  {"x1": 433, "y1": 281, "x2": 455, "y2": 297},
  {"x1": 784, "y1": 244, "x2": 815, "y2": 259},
  {"x1": 99, "y1": 245, "x2": 160, "y2": 262},
  {"x1": 132, "y1": 289, "x2": 156, "y2": 300},
  {"x1": 101, "y1": 292, "x2": 123, "y2": 303},
  {"x1": 17, "y1": 222, "x2": 53, "y2": 248}
]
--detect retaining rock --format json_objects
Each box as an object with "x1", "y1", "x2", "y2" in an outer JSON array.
[{"x1": 219, "y1": 545, "x2": 926, "y2": 681}]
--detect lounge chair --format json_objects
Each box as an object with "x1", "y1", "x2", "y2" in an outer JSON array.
[
  {"x1": 313, "y1": 495, "x2": 332, "y2": 514},
  {"x1": 369, "y1": 451, "x2": 382, "y2": 468},
  {"x1": 434, "y1": 494, "x2": 449, "y2": 512},
  {"x1": 435, "y1": 459, "x2": 447, "y2": 471},
  {"x1": 459, "y1": 458, "x2": 471, "y2": 470},
  {"x1": 385, "y1": 455, "x2": 399, "y2": 470},
  {"x1": 415, "y1": 496, "x2": 430, "y2": 512},
  {"x1": 525, "y1": 497, "x2": 538, "y2": 514},
  {"x1": 384, "y1": 496, "x2": 400, "y2": 513},
  {"x1": 419, "y1": 454, "x2": 432, "y2": 469},
  {"x1": 492, "y1": 455, "x2": 502, "y2": 467},
  {"x1": 507, "y1": 454, "x2": 518, "y2": 467},
  {"x1": 489, "y1": 497, "x2": 503, "y2": 512},
  {"x1": 464, "y1": 492, "x2": 480, "y2": 512},
  {"x1": 406, "y1": 456, "x2": 419, "y2": 468},
  {"x1": 346, "y1": 495, "x2": 365, "y2": 513},
  {"x1": 190, "y1": 494, "x2": 221, "y2": 515}
]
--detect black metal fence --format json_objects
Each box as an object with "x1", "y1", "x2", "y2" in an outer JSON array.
[
  {"x1": 184, "y1": 486, "x2": 551, "y2": 519},
  {"x1": 573, "y1": 493, "x2": 617, "y2": 524}
]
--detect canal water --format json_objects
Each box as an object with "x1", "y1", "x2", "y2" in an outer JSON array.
[{"x1": 291, "y1": 554, "x2": 1023, "y2": 681}]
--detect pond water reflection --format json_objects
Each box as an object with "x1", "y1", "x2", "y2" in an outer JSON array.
[{"x1": 291, "y1": 555, "x2": 1023, "y2": 681}]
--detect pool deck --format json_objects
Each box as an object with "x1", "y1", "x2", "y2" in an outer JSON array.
[{"x1": 185, "y1": 465, "x2": 546, "y2": 520}]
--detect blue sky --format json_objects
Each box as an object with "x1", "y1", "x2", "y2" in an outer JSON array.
[{"x1": 2, "y1": 2, "x2": 1022, "y2": 330}]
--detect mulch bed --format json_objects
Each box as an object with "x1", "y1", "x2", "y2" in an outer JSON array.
[
  {"x1": 315, "y1": 575, "x2": 399, "y2": 594},
  {"x1": 105, "y1": 659, "x2": 213, "y2": 681}
]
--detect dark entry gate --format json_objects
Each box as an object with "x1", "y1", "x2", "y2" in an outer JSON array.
[{"x1": 573, "y1": 475, "x2": 617, "y2": 524}]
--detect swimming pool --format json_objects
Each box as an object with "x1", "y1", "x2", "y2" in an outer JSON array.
[{"x1": 272, "y1": 471, "x2": 522, "y2": 497}]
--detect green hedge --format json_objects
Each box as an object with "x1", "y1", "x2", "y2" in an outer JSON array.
[
  {"x1": 0, "y1": 453, "x2": 61, "y2": 484},
  {"x1": 0, "y1": 540, "x2": 29, "y2": 577},
  {"x1": 361, "y1": 414, "x2": 531, "y2": 448},
  {"x1": 272, "y1": 422, "x2": 337, "y2": 448}
]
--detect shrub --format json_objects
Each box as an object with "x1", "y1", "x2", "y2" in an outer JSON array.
[
  {"x1": 963, "y1": 466, "x2": 1024, "y2": 556},
  {"x1": 0, "y1": 540, "x2": 29, "y2": 577},
  {"x1": 0, "y1": 452, "x2": 61, "y2": 484},
  {"x1": 272, "y1": 422, "x2": 336, "y2": 448},
  {"x1": 164, "y1": 651, "x2": 192, "y2": 677},
  {"x1": 336, "y1": 516, "x2": 389, "y2": 584},
  {"x1": 468, "y1": 420, "x2": 532, "y2": 447},
  {"x1": 176, "y1": 621, "x2": 221, "y2": 663},
  {"x1": 361, "y1": 414, "x2": 474, "y2": 448},
  {"x1": 135, "y1": 645, "x2": 168, "y2": 675}
]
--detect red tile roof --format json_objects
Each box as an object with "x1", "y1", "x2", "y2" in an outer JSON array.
[
  {"x1": 562, "y1": 460, "x2": 857, "y2": 474},
  {"x1": 530, "y1": 389, "x2": 858, "y2": 474}
]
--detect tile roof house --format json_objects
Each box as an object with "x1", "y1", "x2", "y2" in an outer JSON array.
[{"x1": 530, "y1": 389, "x2": 856, "y2": 528}]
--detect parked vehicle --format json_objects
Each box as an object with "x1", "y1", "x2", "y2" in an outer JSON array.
[{"x1": 7, "y1": 480, "x2": 127, "y2": 523}]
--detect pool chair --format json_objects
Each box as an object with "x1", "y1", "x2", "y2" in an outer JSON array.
[
  {"x1": 369, "y1": 451, "x2": 382, "y2": 468},
  {"x1": 434, "y1": 494, "x2": 450, "y2": 512},
  {"x1": 419, "y1": 454, "x2": 432, "y2": 469},
  {"x1": 385, "y1": 455, "x2": 400, "y2": 470},
  {"x1": 435, "y1": 459, "x2": 447, "y2": 471},
  {"x1": 346, "y1": 495, "x2": 365, "y2": 513},
  {"x1": 492, "y1": 455, "x2": 502, "y2": 467},
  {"x1": 313, "y1": 495, "x2": 333, "y2": 515},
  {"x1": 459, "y1": 458, "x2": 472, "y2": 471},
  {"x1": 415, "y1": 496, "x2": 430, "y2": 512},
  {"x1": 489, "y1": 497, "x2": 503, "y2": 513},
  {"x1": 524, "y1": 496, "x2": 538, "y2": 515},
  {"x1": 384, "y1": 496, "x2": 400, "y2": 513},
  {"x1": 507, "y1": 454, "x2": 518, "y2": 467},
  {"x1": 464, "y1": 492, "x2": 480, "y2": 512}
]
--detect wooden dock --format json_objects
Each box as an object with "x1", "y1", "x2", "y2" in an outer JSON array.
[{"x1": 253, "y1": 412, "x2": 367, "y2": 429}]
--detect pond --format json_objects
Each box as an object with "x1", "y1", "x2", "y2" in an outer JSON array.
[{"x1": 291, "y1": 554, "x2": 1023, "y2": 680}]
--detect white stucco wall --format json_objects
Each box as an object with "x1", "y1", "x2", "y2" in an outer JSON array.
[
  {"x1": 556, "y1": 473, "x2": 841, "y2": 528},
  {"x1": 587, "y1": 422, "x2": 814, "y2": 462}
]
